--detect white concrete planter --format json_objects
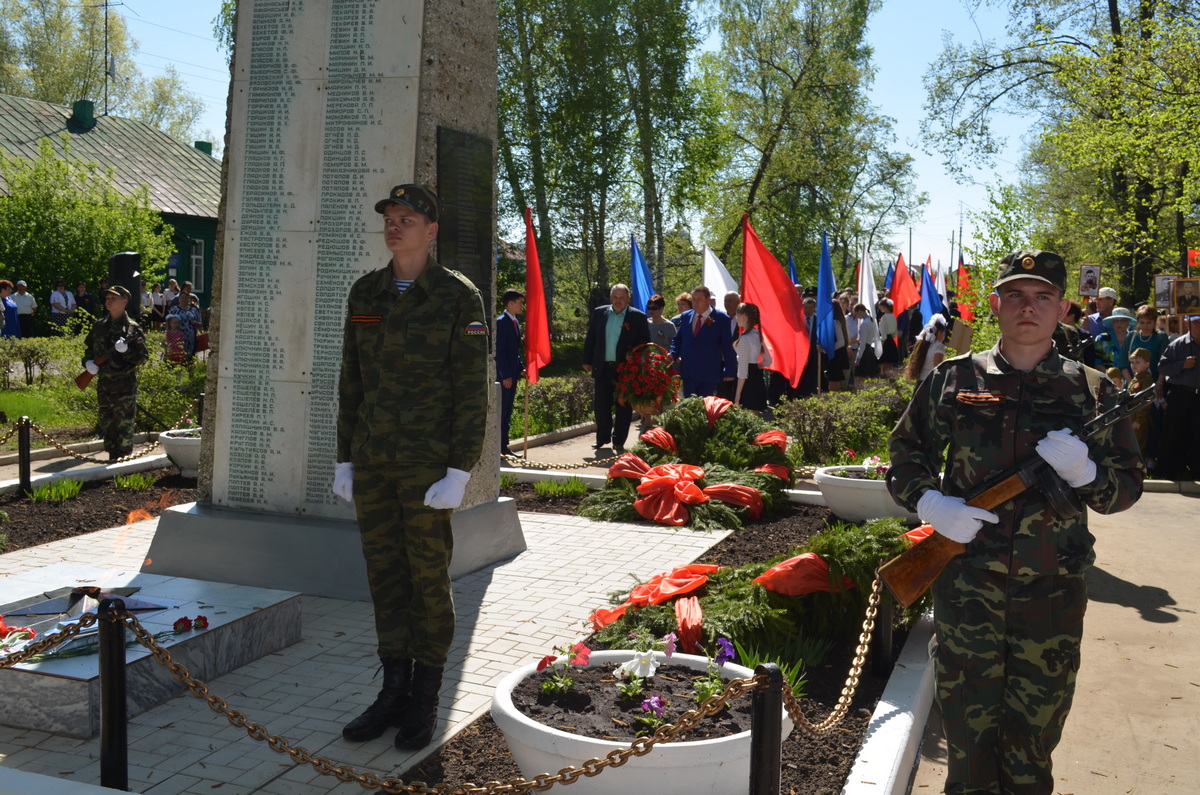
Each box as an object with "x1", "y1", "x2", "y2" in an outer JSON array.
[
  {"x1": 492, "y1": 650, "x2": 792, "y2": 795},
  {"x1": 813, "y1": 466, "x2": 918, "y2": 524},
  {"x1": 159, "y1": 429, "x2": 202, "y2": 478}
]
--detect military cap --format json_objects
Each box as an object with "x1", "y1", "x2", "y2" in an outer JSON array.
[
  {"x1": 374, "y1": 183, "x2": 439, "y2": 222},
  {"x1": 101, "y1": 284, "x2": 131, "y2": 300},
  {"x1": 995, "y1": 249, "x2": 1066, "y2": 292}
]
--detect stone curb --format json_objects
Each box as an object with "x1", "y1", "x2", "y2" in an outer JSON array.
[{"x1": 0, "y1": 453, "x2": 172, "y2": 496}]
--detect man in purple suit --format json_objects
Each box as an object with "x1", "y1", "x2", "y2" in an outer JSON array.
[{"x1": 670, "y1": 285, "x2": 737, "y2": 398}]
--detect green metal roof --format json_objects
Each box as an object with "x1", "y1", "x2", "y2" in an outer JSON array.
[{"x1": 0, "y1": 93, "x2": 221, "y2": 219}]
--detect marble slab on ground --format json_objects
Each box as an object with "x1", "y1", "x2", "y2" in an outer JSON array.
[{"x1": 0, "y1": 563, "x2": 301, "y2": 738}]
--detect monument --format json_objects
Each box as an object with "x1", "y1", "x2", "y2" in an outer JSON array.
[{"x1": 144, "y1": 0, "x2": 525, "y2": 599}]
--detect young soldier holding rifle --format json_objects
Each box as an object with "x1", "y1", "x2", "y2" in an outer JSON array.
[
  {"x1": 80, "y1": 285, "x2": 147, "y2": 460},
  {"x1": 886, "y1": 250, "x2": 1144, "y2": 794}
]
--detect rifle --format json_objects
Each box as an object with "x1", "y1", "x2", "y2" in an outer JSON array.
[
  {"x1": 75, "y1": 331, "x2": 144, "y2": 391},
  {"x1": 877, "y1": 383, "x2": 1157, "y2": 608}
]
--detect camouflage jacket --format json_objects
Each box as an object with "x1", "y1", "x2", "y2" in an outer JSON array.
[
  {"x1": 82, "y1": 313, "x2": 147, "y2": 382},
  {"x1": 888, "y1": 344, "x2": 1144, "y2": 576},
  {"x1": 337, "y1": 258, "x2": 489, "y2": 472}
]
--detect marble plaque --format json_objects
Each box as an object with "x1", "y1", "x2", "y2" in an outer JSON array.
[{"x1": 215, "y1": 0, "x2": 423, "y2": 517}]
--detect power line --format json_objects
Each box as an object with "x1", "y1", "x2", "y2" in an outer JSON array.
[
  {"x1": 133, "y1": 60, "x2": 228, "y2": 88},
  {"x1": 138, "y1": 50, "x2": 228, "y2": 75},
  {"x1": 121, "y1": 13, "x2": 219, "y2": 44}
]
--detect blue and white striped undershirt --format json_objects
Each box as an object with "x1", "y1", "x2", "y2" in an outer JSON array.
[{"x1": 394, "y1": 279, "x2": 414, "y2": 294}]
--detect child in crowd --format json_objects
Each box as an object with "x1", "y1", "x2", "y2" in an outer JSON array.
[
  {"x1": 1127, "y1": 347, "x2": 1155, "y2": 461},
  {"x1": 732, "y1": 302, "x2": 770, "y2": 413},
  {"x1": 164, "y1": 315, "x2": 187, "y2": 372},
  {"x1": 1105, "y1": 367, "x2": 1125, "y2": 389}
]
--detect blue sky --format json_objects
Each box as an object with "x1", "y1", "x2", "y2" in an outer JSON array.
[{"x1": 117, "y1": 0, "x2": 1023, "y2": 269}]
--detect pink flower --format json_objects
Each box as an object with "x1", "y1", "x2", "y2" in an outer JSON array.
[
  {"x1": 536, "y1": 654, "x2": 556, "y2": 672},
  {"x1": 662, "y1": 633, "x2": 678, "y2": 658},
  {"x1": 569, "y1": 641, "x2": 591, "y2": 665}
]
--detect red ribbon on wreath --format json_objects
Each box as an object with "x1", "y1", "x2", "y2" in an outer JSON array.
[
  {"x1": 703, "y1": 395, "x2": 733, "y2": 428},
  {"x1": 640, "y1": 427, "x2": 678, "y2": 453},
  {"x1": 753, "y1": 552, "x2": 855, "y2": 595},
  {"x1": 635, "y1": 463, "x2": 709, "y2": 525},
  {"x1": 589, "y1": 564, "x2": 718, "y2": 630},
  {"x1": 753, "y1": 430, "x2": 788, "y2": 451},
  {"x1": 753, "y1": 463, "x2": 791, "y2": 481},
  {"x1": 700, "y1": 482, "x2": 763, "y2": 520}
]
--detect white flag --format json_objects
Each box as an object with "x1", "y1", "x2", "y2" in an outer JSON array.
[
  {"x1": 857, "y1": 244, "x2": 883, "y2": 358},
  {"x1": 703, "y1": 245, "x2": 739, "y2": 298}
]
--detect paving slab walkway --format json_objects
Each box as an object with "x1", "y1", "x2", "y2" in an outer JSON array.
[{"x1": 0, "y1": 509, "x2": 732, "y2": 793}]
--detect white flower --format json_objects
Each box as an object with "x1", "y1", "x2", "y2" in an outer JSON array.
[{"x1": 615, "y1": 650, "x2": 659, "y2": 678}]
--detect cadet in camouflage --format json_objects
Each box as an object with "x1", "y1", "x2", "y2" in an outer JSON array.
[
  {"x1": 82, "y1": 285, "x2": 147, "y2": 459},
  {"x1": 334, "y1": 183, "x2": 489, "y2": 752},
  {"x1": 887, "y1": 250, "x2": 1143, "y2": 794}
]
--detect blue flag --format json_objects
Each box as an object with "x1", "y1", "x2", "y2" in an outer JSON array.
[
  {"x1": 883, "y1": 258, "x2": 896, "y2": 290},
  {"x1": 919, "y1": 261, "x2": 946, "y2": 327},
  {"x1": 629, "y1": 235, "x2": 654, "y2": 313},
  {"x1": 816, "y1": 232, "x2": 837, "y2": 355},
  {"x1": 786, "y1": 248, "x2": 798, "y2": 284}
]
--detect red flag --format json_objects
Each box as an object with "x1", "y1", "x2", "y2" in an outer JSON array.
[
  {"x1": 1189, "y1": 249, "x2": 1199, "y2": 273},
  {"x1": 890, "y1": 253, "x2": 919, "y2": 325},
  {"x1": 523, "y1": 207, "x2": 551, "y2": 384},
  {"x1": 956, "y1": 254, "x2": 974, "y2": 322},
  {"x1": 741, "y1": 216, "x2": 809, "y2": 388}
]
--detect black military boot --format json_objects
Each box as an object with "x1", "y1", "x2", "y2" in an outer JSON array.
[
  {"x1": 342, "y1": 658, "x2": 412, "y2": 742},
  {"x1": 395, "y1": 662, "x2": 443, "y2": 750}
]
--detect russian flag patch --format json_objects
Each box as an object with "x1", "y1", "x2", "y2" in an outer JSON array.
[{"x1": 464, "y1": 321, "x2": 488, "y2": 336}]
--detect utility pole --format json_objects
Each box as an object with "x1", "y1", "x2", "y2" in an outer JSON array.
[
  {"x1": 90, "y1": 1, "x2": 124, "y2": 116},
  {"x1": 908, "y1": 227, "x2": 912, "y2": 270}
]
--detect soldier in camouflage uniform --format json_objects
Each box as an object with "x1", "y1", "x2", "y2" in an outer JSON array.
[
  {"x1": 888, "y1": 250, "x2": 1144, "y2": 794},
  {"x1": 82, "y1": 285, "x2": 147, "y2": 460},
  {"x1": 333, "y1": 184, "x2": 489, "y2": 751}
]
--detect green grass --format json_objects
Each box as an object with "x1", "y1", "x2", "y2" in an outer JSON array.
[
  {"x1": 499, "y1": 473, "x2": 519, "y2": 490},
  {"x1": 0, "y1": 389, "x2": 93, "y2": 452},
  {"x1": 0, "y1": 533, "x2": 6, "y2": 553},
  {"x1": 533, "y1": 477, "x2": 589, "y2": 497},
  {"x1": 114, "y1": 472, "x2": 157, "y2": 491},
  {"x1": 26, "y1": 479, "x2": 84, "y2": 503}
]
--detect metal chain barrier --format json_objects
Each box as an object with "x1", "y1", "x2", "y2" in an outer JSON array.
[
  {"x1": 500, "y1": 451, "x2": 622, "y2": 470},
  {"x1": 0, "y1": 420, "x2": 19, "y2": 448},
  {"x1": 0, "y1": 591, "x2": 882, "y2": 793},
  {"x1": 22, "y1": 397, "x2": 200, "y2": 465}
]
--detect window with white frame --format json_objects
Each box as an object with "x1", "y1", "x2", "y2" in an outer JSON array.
[{"x1": 190, "y1": 239, "x2": 205, "y2": 293}]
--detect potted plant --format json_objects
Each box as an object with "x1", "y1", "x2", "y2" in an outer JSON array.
[
  {"x1": 159, "y1": 421, "x2": 201, "y2": 478},
  {"x1": 616, "y1": 343, "x2": 680, "y2": 416},
  {"x1": 814, "y1": 453, "x2": 918, "y2": 523},
  {"x1": 491, "y1": 637, "x2": 792, "y2": 795}
]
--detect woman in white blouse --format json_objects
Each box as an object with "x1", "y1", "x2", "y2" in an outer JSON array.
[{"x1": 733, "y1": 302, "x2": 772, "y2": 413}]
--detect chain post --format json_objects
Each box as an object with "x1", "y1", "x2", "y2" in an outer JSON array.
[
  {"x1": 98, "y1": 598, "x2": 129, "y2": 791},
  {"x1": 749, "y1": 663, "x2": 783, "y2": 795},
  {"x1": 870, "y1": 598, "x2": 894, "y2": 676},
  {"x1": 196, "y1": 392, "x2": 205, "y2": 425},
  {"x1": 18, "y1": 416, "x2": 32, "y2": 494}
]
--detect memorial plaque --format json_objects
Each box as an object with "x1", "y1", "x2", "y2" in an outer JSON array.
[
  {"x1": 214, "y1": 0, "x2": 423, "y2": 517},
  {"x1": 437, "y1": 127, "x2": 496, "y2": 316}
]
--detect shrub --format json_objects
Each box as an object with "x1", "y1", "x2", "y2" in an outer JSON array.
[
  {"x1": 511, "y1": 375, "x2": 594, "y2": 438},
  {"x1": 772, "y1": 377, "x2": 914, "y2": 466}
]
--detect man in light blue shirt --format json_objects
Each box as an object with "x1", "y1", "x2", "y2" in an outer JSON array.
[{"x1": 582, "y1": 284, "x2": 651, "y2": 452}]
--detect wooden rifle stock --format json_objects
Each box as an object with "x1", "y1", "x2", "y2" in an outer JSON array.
[
  {"x1": 75, "y1": 352, "x2": 109, "y2": 391},
  {"x1": 877, "y1": 383, "x2": 1157, "y2": 608},
  {"x1": 876, "y1": 477, "x2": 1028, "y2": 608}
]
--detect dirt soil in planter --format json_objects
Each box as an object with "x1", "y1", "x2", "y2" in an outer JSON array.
[
  {"x1": 0, "y1": 468, "x2": 197, "y2": 553},
  {"x1": 511, "y1": 662, "x2": 755, "y2": 742},
  {"x1": 403, "y1": 481, "x2": 901, "y2": 795}
]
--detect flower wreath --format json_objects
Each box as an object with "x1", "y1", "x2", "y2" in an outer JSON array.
[{"x1": 578, "y1": 396, "x2": 793, "y2": 531}]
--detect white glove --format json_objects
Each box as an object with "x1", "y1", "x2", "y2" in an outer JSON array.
[
  {"x1": 1036, "y1": 429, "x2": 1097, "y2": 488},
  {"x1": 424, "y1": 467, "x2": 470, "y2": 510},
  {"x1": 114, "y1": 337, "x2": 128, "y2": 353},
  {"x1": 85, "y1": 360, "x2": 100, "y2": 375},
  {"x1": 332, "y1": 462, "x2": 354, "y2": 502},
  {"x1": 917, "y1": 490, "x2": 1000, "y2": 545}
]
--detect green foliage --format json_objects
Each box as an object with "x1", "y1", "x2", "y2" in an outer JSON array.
[
  {"x1": 0, "y1": 337, "x2": 57, "y2": 387},
  {"x1": 511, "y1": 375, "x2": 594, "y2": 438},
  {"x1": 0, "y1": 532, "x2": 6, "y2": 553},
  {"x1": 533, "y1": 477, "x2": 589, "y2": 497},
  {"x1": 114, "y1": 472, "x2": 156, "y2": 491},
  {"x1": 577, "y1": 480, "x2": 642, "y2": 524},
  {"x1": 732, "y1": 637, "x2": 819, "y2": 698},
  {"x1": 0, "y1": 137, "x2": 176, "y2": 301},
  {"x1": 1, "y1": 0, "x2": 205, "y2": 141},
  {"x1": 499, "y1": 473, "x2": 519, "y2": 490},
  {"x1": 617, "y1": 674, "x2": 646, "y2": 700},
  {"x1": 772, "y1": 377, "x2": 913, "y2": 467},
  {"x1": 27, "y1": 478, "x2": 83, "y2": 503}
]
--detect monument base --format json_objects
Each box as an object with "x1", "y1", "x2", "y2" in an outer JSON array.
[{"x1": 143, "y1": 498, "x2": 526, "y2": 601}]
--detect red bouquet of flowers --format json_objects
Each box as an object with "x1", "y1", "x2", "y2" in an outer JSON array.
[{"x1": 616, "y1": 343, "x2": 681, "y2": 414}]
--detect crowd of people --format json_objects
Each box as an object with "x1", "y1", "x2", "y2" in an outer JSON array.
[{"x1": 0, "y1": 275, "x2": 206, "y2": 363}]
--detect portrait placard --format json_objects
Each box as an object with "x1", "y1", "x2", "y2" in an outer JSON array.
[
  {"x1": 1078, "y1": 265, "x2": 1100, "y2": 298},
  {"x1": 948, "y1": 321, "x2": 974, "y2": 354},
  {"x1": 1155, "y1": 274, "x2": 1178, "y2": 309},
  {"x1": 1174, "y1": 278, "x2": 1200, "y2": 315}
]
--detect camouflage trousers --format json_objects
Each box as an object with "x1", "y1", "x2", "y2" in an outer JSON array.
[
  {"x1": 352, "y1": 463, "x2": 455, "y2": 666},
  {"x1": 96, "y1": 377, "x2": 137, "y2": 457},
  {"x1": 933, "y1": 563, "x2": 1087, "y2": 794}
]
